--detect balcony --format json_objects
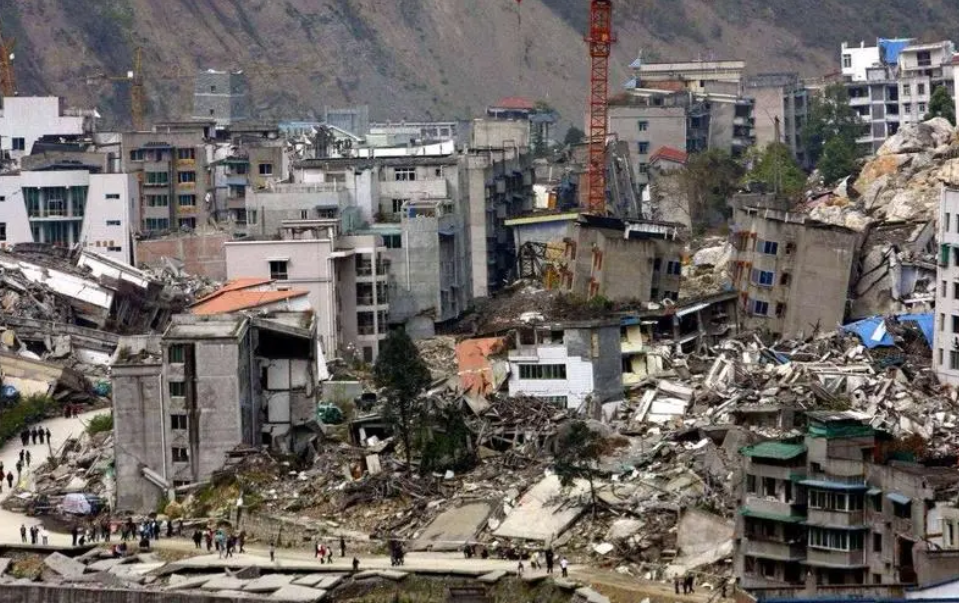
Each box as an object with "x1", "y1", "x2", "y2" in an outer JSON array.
[
  {"x1": 848, "y1": 95, "x2": 870, "y2": 107},
  {"x1": 805, "y1": 548, "x2": 865, "y2": 567},
  {"x1": 744, "y1": 497, "x2": 800, "y2": 519},
  {"x1": 742, "y1": 539, "x2": 806, "y2": 561},
  {"x1": 806, "y1": 508, "x2": 865, "y2": 528}
]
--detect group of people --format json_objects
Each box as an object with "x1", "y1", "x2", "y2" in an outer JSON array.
[
  {"x1": 314, "y1": 536, "x2": 346, "y2": 563},
  {"x1": 462, "y1": 542, "x2": 568, "y2": 577},
  {"x1": 19, "y1": 426, "x2": 51, "y2": 447},
  {"x1": 191, "y1": 527, "x2": 246, "y2": 558},
  {"x1": 71, "y1": 521, "x2": 113, "y2": 546},
  {"x1": 63, "y1": 404, "x2": 83, "y2": 419},
  {"x1": 19, "y1": 524, "x2": 49, "y2": 545},
  {"x1": 674, "y1": 574, "x2": 697, "y2": 595}
]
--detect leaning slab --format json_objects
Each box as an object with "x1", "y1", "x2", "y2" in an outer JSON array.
[
  {"x1": 244, "y1": 573, "x2": 295, "y2": 593},
  {"x1": 201, "y1": 575, "x2": 250, "y2": 591},
  {"x1": 314, "y1": 575, "x2": 345, "y2": 590},
  {"x1": 494, "y1": 475, "x2": 588, "y2": 541},
  {"x1": 477, "y1": 571, "x2": 507, "y2": 584},
  {"x1": 552, "y1": 578, "x2": 581, "y2": 590},
  {"x1": 166, "y1": 573, "x2": 220, "y2": 590},
  {"x1": 0, "y1": 558, "x2": 12, "y2": 576},
  {"x1": 271, "y1": 585, "x2": 327, "y2": 602},
  {"x1": 44, "y1": 552, "x2": 86, "y2": 578},
  {"x1": 87, "y1": 558, "x2": 125, "y2": 572},
  {"x1": 354, "y1": 569, "x2": 408, "y2": 581},
  {"x1": 411, "y1": 501, "x2": 493, "y2": 551},
  {"x1": 575, "y1": 587, "x2": 611, "y2": 603}
]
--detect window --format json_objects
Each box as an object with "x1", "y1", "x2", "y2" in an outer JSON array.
[
  {"x1": 248, "y1": 209, "x2": 258, "y2": 225},
  {"x1": 666, "y1": 260, "x2": 682, "y2": 276},
  {"x1": 638, "y1": 120, "x2": 649, "y2": 131},
  {"x1": 234, "y1": 163, "x2": 249, "y2": 175},
  {"x1": 11, "y1": 137, "x2": 25, "y2": 151},
  {"x1": 952, "y1": 315, "x2": 959, "y2": 333},
  {"x1": 808, "y1": 527, "x2": 864, "y2": 551},
  {"x1": 746, "y1": 474, "x2": 756, "y2": 494},
  {"x1": 517, "y1": 364, "x2": 567, "y2": 380},
  {"x1": 394, "y1": 167, "x2": 416, "y2": 181},
  {"x1": 938, "y1": 348, "x2": 943, "y2": 365},
  {"x1": 944, "y1": 280, "x2": 949, "y2": 297},
  {"x1": 919, "y1": 102, "x2": 927, "y2": 113},
  {"x1": 269, "y1": 260, "x2": 289, "y2": 280},
  {"x1": 842, "y1": 54, "x2": 852, "y2": 69},
  {"x1": 918, "y1": 83, "x2": 926, "y2": 95},
  {"x1": 210, "y1": 85, "x2": 217, "y2": 93},
  {"x1": 106, "y1": 220, "x2": 121, "y2": 226},
  {"x1": 172, "y1": 447, "x2": 189, "y2": 463},
  {"x1": 893, "y1": 500, "x2": 911, "y2": 519},
  {"x1": 873, "y1": 532, "x2": 882, "y2": 553},
  {"x1": 106, "y1": 193, "x2": 120, "y2": 200},
  {"x1": 168, "y1": 344, "x2": 185, "y2": 363},
  {"x1": 780, "y1": 273, "x2": 792, "y2": 286},
  {"x1": 383, "y1": 234, "x2": 402, "y2": 249},
  {"x1": 258, "y1": 163, "x2": 274, "y2": 176},
  {"x1": 942, "y1": 313, "x2": 946, "y2": 332},
  {"x1": 751, "y1": 269, "x2": 775, "y2": 287},
  {"x1": 904, "y1": 103, "x2": 912, "y2": 114},
  {"x1": 129, "y1": 149, "x2": 145, "y2": 162},
  {"x1": 762, "y1": 477, "x2": 777, "y2": 497},
  {"x1": 809, "y1": 490, "x2": 863, "y2": 511},
  {"x1": 176, "y1": 148, "x2": 195, "y2": 161},
  {"x1": 169, "y1": 381, "x2": 186, "y2": 398},
  {"x1": 107, "y1": 246, "x2": 122, "y2": 252},
  {"x1": 300, "y1": 209, "x2": 310, "y2": 220},
  {"x1": 146, "y1": 194, "x2": 169, "y2": 207},
  {"x1": 146, "y1": 171, "x2": 169, "y2": 185},
  {"x1": 171, "y1": 414, "x2": 188, "y2": 431},
  {"x1": 775, "y1": 302, "x2": 786, "y2": 317},
  {"x1": 178, "y1": 217, "x2": 196, "y2": 230},
  {"x1": 638, "y1": 142, "x2": 650, "y2": 155},
  {"x1": 653, "y1": 258, "x2": 662, "y2": 272},
  {"x1": 757, "y1": 239, "x2": 779, "y2": 255},
  {"x1": 177, "y1": 171, "x2": 196, "y2": 184},
  {"x1": 178, "y1": 194, "x2": 196, "y2": 207},
  {"x1": 954, "y1": 282, "x2": 959, "y2": 300},
  {"x1": 951, "y1": 350, "x2": 959, "y2": 370},
  {"x1": 871, "y1": 493, "x2": 882, "y2": 512},
  {"x1": 0, "y1": 195, "x2": 4, "y2": 202},
  {"x1": 144, "y1": 218, "x2": 170, "y2": 231},
  {"x1": 638, "y1": 162, "x2": 649, "y2": 174},
  {"x1": 752, "y1": 299, "x2": 769, "y2": 316},
  {"x1": 0, "y1": 222, "x2": 5, "y2": 242}
]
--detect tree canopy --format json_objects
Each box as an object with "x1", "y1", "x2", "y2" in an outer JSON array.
[
  {"x1": 801, "y1": 83, "x2": 863, "y2": 168},
  {"x1": 924, "y1": 85, "x2": 956, "y2": 125},
  {"x1": 744, "y1": 142, "x2": 806, "y2": 197},
  {"x1": 373, "y1": 329, "x2": 431, "y2": 466},
  {"x1": 554, "y1": 420, "x2": 609, "y2": 510},
  {"x1": 564, "y1": 126, "x2": 585, "y2": 146}
]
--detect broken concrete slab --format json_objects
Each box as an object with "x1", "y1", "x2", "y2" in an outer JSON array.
[
  {"x1": 243, "y1": 573, "x2": 295, "y2": 593},
  {"x1": 494, "y1": 474, "x2": 588, "y2": 542},
  {"x1": 353, "y1": 569, "x2": 408, "y2": 581},
  {"x1": 231, "y1": 565, "x2": 262, "y2": 580},
  {"x1": 165, "y1": 573, "x2": 221, "y2": 590},
  {"x1": 412, "y1": 501, "x2": 493, "y2": 551},
  {"x1": 271, "y1": 585, "x2": 327, "y2": 602},
  {"x1": 575, "y1": 586, "x2": 611, "y2": 603},
  {"x1": 477, "y1": 570, "x2": 507, "y2": 584},
  {"x1": 291, "y1": 574, "x2": 326, "y2": 587},
  {"x1": 0, "y1": 559, "x2": 11, "y2": 576},
  {"x1": 313, "y1": 575, "x2": 345, "y2": 590},
  {"x1": 87, "y1": 558, "x2": 126, "y2": 572},
  {"x1": 605, "y1": 518, "x2": 644, "y2": 542},
  {"x1": 552, "y1": 578, "x2": 581, "y2": 590},
  {"x1": 44, "y1": 552, "x2": 86, "y2": 578},
  {"x1": 201, "y1": 575, "x2": 251, "y2": 591},
  {"x1": 522, "y1": 573, "x2": 548, "y2": 584}
]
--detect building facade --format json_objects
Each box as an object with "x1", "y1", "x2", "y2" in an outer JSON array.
[
  {"x1": 934, "y1": 188, "x2": 959, "y2": 386},
  {"x1": 730, "y1": 201, "x2": 861, "y2": 338},
  {"x1": 0, "y1": 96, "x2": 94, "y2": 168},
  {"x1": 746, "y1": 73, "x2": 810, "y2": 165},
  {"x1": 192, "y1": 70, "x2": 251, "y2": 126}
]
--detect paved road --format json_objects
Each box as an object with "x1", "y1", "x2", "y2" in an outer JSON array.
[{"x1": 0, "y1": 409, "x2": 109, "y2": 545}]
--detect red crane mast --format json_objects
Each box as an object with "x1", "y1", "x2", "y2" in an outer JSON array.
[{"x1": 585, "y1": 0, "x2": 613, "y2": 214}]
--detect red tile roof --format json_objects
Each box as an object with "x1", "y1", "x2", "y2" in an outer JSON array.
[
  {"x1": 456, "y1": 337, "x2": 506, "y2": 395},
  {"x1": 191, "y1": 289, "x2": 309, "y2": 315},
  {"x1": 491, "y1": 96, "x2": 536, "y2": 111},
  {"x1": 649, "y1": 146, "x2": 688, "y2": 165},
  {"x1": 194, "y1": 278, "x2": 274, "y2": 305}
]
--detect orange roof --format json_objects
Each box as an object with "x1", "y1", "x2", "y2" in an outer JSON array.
[
  {"x1": 491, "y1": 96, "x2": 536, "y2": 111},
  {"x1": 191, "y1": 289, "x2": 308, "y2": 315},
  {"x1": 194, "y1": 278, "x2": 274, "y2": 305},
  {"x1": 456, "y1": 337, "x2": 506, "y2": 395},
  {"x1": 649, "y1": 146, "x2": 688, "y2": 165}
]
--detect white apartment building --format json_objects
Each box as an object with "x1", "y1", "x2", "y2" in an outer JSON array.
[
  {"x1": 935, "y1": 188, "x2": 959, "y2": 386},
  {"x1": 0, "y1": 170, "x2": 138, "y2": 263},
  {"x1": 898, "y1": 41, "x2": 956, "y2": 126},
  {"x1": 0, "y1": 97, "x2": 93, "y2": 165},
  {"x1": 841, "y1": 42, "x2": 882, "y2": 82}
]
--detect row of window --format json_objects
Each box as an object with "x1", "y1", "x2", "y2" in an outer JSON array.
[
  {"x1": 748, "y1": 297, "x2": 787, "y2": 318},
  {"x1": 517, "y1": 364, "x2": 567, "y2": 380},
  {"x1": 750, "y1": 269, "x2": 792, "y2": 288},
  {"x1": 809, "y1": 490, "x2": 863, "y2": 512},
  {"x1": 652, "y1": 258, "x2": 682, "y2": 276},
  {"x1": 143, "y1": 218, "x2": 196, "y2": 231},
  {"x1": 130, "y1": 148, "x2": 197, "y2": 162},
  {"x1": 808, "y1": 527, "x2": 864, "y2": 551},
  {"x1": 146, "y1": 194, "x2": 196, "y2": 208}
]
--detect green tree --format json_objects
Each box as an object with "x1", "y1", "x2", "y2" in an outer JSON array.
[
  {"x1": 373, "y1": 329, "x2": 431, "y2": 468},
  {"x1": 563, "y1": 126, "x2": 585, "y2": 146},
  {"x1": 554, "y1": 421, "x2": 608, "y2": 512},
  {"x1": 801, "y1": 83, "x2": 862, "y2": 167},
  {"x1": 745, "y1": 143, "x2": 806, "y2": 197},
  {"x1": 924, "y1": 85, "x2": 956, "y2": 125},
  {"x1": 818, "y1": 136, "x2": 859, "y2": 185},
  {"x1": 676, "y1": 149, "x2": 744, "y2": 231}
]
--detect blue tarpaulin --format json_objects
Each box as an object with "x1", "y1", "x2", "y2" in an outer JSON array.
[
  {"x1": 898, "y1": 314, "x2": 933, "y2": 347},
  {"x1": 879, "y1": 38, "x2": 912, "y2": 65},
  {"x1": 842, "y1": 316, "x2": 893, "y2": 348}
]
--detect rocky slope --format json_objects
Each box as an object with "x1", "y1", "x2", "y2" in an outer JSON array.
[{"x1": 6, "y1": 0, "x2": 959, "y2": 129}]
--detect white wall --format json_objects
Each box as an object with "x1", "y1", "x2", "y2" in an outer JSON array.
[
  {"x1": 841, "y1": 44, "x2": 880, "y2": 82},
  {"x1": 0, "y1": 97, "x2": 85, "y2": 164},
  {"x1": 508, "y1": 345, "x2": 596, "y2": 409},
  {"x1": 935, "y1": 188, "x2": 959, "y2": 386},
  {"x1": 0, "y1": 174, "x2": 30, "y2": 249}
]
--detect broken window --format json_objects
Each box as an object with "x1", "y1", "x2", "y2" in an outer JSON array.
[
  {"x1": 179, "y1": 218, "x2": 196, "y2": 230},
  {"x1": 171, "y1": 414, "x2": 188, "y2": 431},
  {"x1": 269, "y1": 260, "x2": 289, "y2": 281},
  {"x1": 775, "y1": 302, "x2": 786, "y2": 318},
  {"x1": 391, "y1": 199, "x2": 407, "y2": 215},
  {"x1": 259, "y1": 163, "x2": 274, "y2": 176},
  {"x1": 780, "y1": 273, "x2": 792, "y2": 286},
  {"x1": 873, "y1": 532, "x2": 882, "y2": 552},
  {"x1": 171, "y1": 447, "x2": 189, "y2": 463}
]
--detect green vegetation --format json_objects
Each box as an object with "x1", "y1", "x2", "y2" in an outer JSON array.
[
  {"x1": 418, "y1": 404, "x2": 476, "y2": 476},
  {"x1": 801, "y1": 83, "x2": 863, "y2": 183},
  {"x1": 86, "y1": 413, "x2": 113, "y2": 435},
  {"x1": 745, "y1": 142, "x2": 807, "y2": 197},
  {"x1": 677, "y1": 149, "x2": 745, "y2": 232},
  {"x1": 373, "y1": 329, "x2": 431, "y2": 468},
  {"x1": 925, "y1": 85, "x2": 956, "y2": 125},
  {"x1": 0, "y1": 394, "x2": 55, "y2": 446},
  {"x1": 554, "y1": 420, "x2": 609, "y2": 511},
  {"x1": 344, "y1": 575, "x2": 568, "y2": 603},
  {"x1": 564, "y1": 126, "x2": 585, "y2": 146}
]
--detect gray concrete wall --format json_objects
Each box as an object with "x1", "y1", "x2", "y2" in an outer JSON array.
[
  {"x1": 608, "y1": 105, "x2": 686, "y2": 186},
  {"x1": 0, "y1": 583, "x2": 248, "y2": 603},
  {"x1": 787, "y1": 227, "x2": 859, "y2": 336},
  {"x1": 185, "y1": 340, "x2": 244, "y2": 482},
  {"x1": 112, "y1": 363, "x2": 164, "y2": 512},
  {"x1": 593, "y1": 325, "x2": 625, "y2": 402}
]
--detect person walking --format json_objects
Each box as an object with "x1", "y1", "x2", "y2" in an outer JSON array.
[
  {"x1": 25, "y1": 450, "x2": 31, "y2": 467},
  {"x1": 238, "y1": 531, "x2": 246, "y2": 553},
  {"x1": 340, "y1": 535, "x2": 346, "y2": 558},
  {"x1": 19, "y1": 525, "x2": 26, "y2": 544},
  {"x1": 352, "y1": 557, "x2": 359, "y2": 572},
  {"x1": 15, "y1": 460, "x2": 22, "y2": 477},
  {"x1": 45, "y1": 428, "x2": 51, "y2": 443},
  {"x1": 30, "y1": 427, "x2": 37, "y2": 445},
  {"x1": 20, "y1": 429, "x2": 28, "y2": 446},
  {"x1": 7, "y1": 471, "x2": 14, "y2": 489},
  {"x1": 517, "y1": 559, "x2": 525, "y2": 577},
  {"x1": 686, "y1": 574, "x2": 695, "y2": 594},
  {"x1": 205, "y1": 529, "x2": 213, "y2": 552},
  {"x1": 71, "y1": 525, "x2": 79, "y2": 547},
  {"x1": 560, "y1": 556, "x2": 568, "y2": 578},
  {"x1": 41, "y1": 527, "x2": 49, "y2": 546},
  {"x1": 193, "y1": 530, "x2": 202, "y2": 549},
  {"x1": 269, "y1": 542, "x2": 276, "y2": 562},
  {"x1": 674, "y1": 576, "x2": 680, "y2": 595},
  {"x1": 545, "y1": 548, "x2": 554, "y2": 574},
  {"x1": 18, "y1": 449, "x2": 24, "y2": 464},
  {"x1": 29, "y1": 525, "x2": 37, "y2": 545},
  {"x1": 37, "y1": 428, "x2": 44, "y2": 445}
]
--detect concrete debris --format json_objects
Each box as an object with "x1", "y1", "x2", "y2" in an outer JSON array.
[{"x1": 43, "y1": 552, "x2": 87, "y2": 578}]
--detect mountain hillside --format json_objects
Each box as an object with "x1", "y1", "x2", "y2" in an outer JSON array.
[{"x1": 5, "y1": 0, "x2": 959, "y2": 130}]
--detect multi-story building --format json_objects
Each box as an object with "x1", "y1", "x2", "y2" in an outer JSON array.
[
  {"x1": 559, "y1": 214, "x2": 684, "y2": 303},
  {"x1": 208, "y1": 121, "x2": 287, "y2": 227},
  {"x1": 735, "y1": 411, "x2": 959, "y2": 594},
  {"x1": 746, "y1": 73, "x2": 810, "y2": 165},
  {"x1": 847, "y1": 63, "x2": 901, "y2": 154},
  {"x1": 192, "y1": 70, "x2": 251, "y2": 127},
  {"x1": 224, "y1": 220, "x2": 389, "y2": 362},
  {"x1": 120, "y1": 121, "x2": 215, "y2": 234},
  {"x1": 367, "y1": 120, "x2": 464, "y2": 147},
  {"x1": 729, "y1": 197, "x2": 861, "y2": 338},
  {"x1": 898, "y1": 41, "x2": 955, "y2": 126},
  {"x1": 0, "y1": 96, "x2": 96, "y2": 169},
  {"x1": 112, "y1": 311, "x2": 317, "y2": 511},
  {"x1": 0, "y1": 169, "x2": 138, "y2": 263},
  {"x1": 506, "y1": 319, "x2": 623, "y2": 410},
  {"x1": 628, "y1": 58, "x2": 746, "y2": 95},
  {"x1": 934, "y1": 188, "x2": 959, "y2": 386}
]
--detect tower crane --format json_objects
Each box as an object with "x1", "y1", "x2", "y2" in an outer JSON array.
[
  {"x1": 0, "y1": 14, "x2": 17, "y2": 97},
  {"x1": 85, "y1": 46, "x2": 148, "y2": 130},
  {"x1": 585, "y1": 0, "x2": 614, "y2": 215}
]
